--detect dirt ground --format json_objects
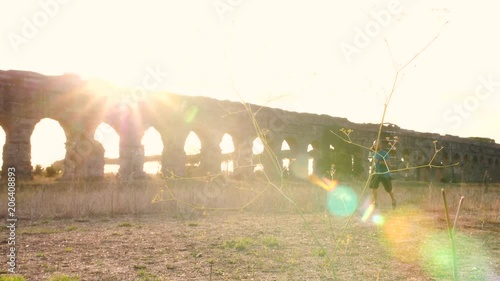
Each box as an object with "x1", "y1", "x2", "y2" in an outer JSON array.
[{"x1": 1, "y1": 203, "x2": 498, "y2": 281}]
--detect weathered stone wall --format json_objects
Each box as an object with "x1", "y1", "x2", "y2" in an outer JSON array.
[{"x1": 1, "y1": 69, "x2": 499, "y2": 182}]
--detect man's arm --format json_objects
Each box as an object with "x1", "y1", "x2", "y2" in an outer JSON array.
[{"x1": 384, "y1": 152, "x2": 391, "y2": 169}]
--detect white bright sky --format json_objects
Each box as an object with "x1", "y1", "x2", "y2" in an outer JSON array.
[{"x1": 1, "y1": 0, "x2": 500, "y2": 168}]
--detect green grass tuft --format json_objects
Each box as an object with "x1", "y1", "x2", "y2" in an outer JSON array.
[
  {"x1": 46, "y1": 274, "x2": 80, "y2": 281},
  {"x1": 313, "y1": 248, "x2": 327, "y2": 257},
  {"x1": 0, "y1": 275, "x2": 27, "y2": 281},
  {"x1": 19, "y1": 227, "x2": 62, "y2": 235},
  {"x1": 136, "y1": 269, "x2": 161, "y2": 281},
  {"x1": 224, "y1": 237, "x2": 254, "y2": 251},
  {"x1": 65, "y1": 225, "x2": 78, "y2": 231},
  {"x1": 263, "y1": 236, "x2": 280, "y2": 248},
  {"x1": 133, "y1": 265, "x2": 147, "y2": 270}
]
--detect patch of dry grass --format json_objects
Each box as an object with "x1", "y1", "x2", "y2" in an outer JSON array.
[
  {"x1": 1, "y1": 177, "x2": 331, "y2": 219},
  {"x1": 0, "y1": 178, "x2": 498, "y2": 280}
]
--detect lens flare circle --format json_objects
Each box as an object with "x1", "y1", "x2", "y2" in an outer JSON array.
[
  {"x1": 372, "y1": 214, "x2": 385, "y2": 225},
  {"x1": 325, "y1": 185, "x2": 358, "y2": 217},
  {"x1": 361, "y1": 201, "x2": 375, "y2": 222},
  {"x1": 420, "y1": 231, "x2": 492, "y2": 281},
  {"x1": 309, "y1": 174, "x2": 338, "y2": 191},
  {"x1": 184, "y1": 105, "x2": 199, "y2": 124},
  {"x1": 382, "y1": 207, "x2": 433, "y2": 263}
]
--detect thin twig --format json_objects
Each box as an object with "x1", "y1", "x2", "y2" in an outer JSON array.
[
  {"x1": 453, "y1": 196, "x2": 465, "y2": 234},
  {"x1": 442, "y1": 189, "x2": 459, "y2": 281}
]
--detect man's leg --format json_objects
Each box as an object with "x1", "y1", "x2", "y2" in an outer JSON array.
[
  {"x1": 372, "y1": 188, "x2": 378, "y2": 205},
  {"x1": 381, "y1": 177, "x2": 396, "y2": 209},
  {"x1": 389, "y1": 191, "x2": 397, "y2": 209},
  {"x1": 370, "y1": 175, "x2": 380, "y2": 206}
]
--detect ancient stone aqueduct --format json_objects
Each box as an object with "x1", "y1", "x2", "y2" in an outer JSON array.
[{"x1": 1, "y1": 69, "x2": 499, "y2": 183}]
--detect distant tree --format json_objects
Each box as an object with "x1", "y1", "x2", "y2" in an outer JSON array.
[
  {"x1": 51, "y1": 160, "x2": 64, "y2": 174},
  {"x1": 33, "y1": 164, "x2": 43, "y2": 176},
  {"x1": 468, "y1": 137, "x2": 495, "y2": 143},
  {"x1": 45, "y1": 165, "x2": 59, "y2": 177}
]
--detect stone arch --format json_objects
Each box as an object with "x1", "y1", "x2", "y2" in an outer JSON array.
[
  {"x1": 279, "y1": 137, "x2": 300, "y2": 177},
  {"x1": 448, "y1": 152, "x2": 461, "y2": 182},
  {"x1": 307, "y1": 141, "x2": 322, "y2": 176},
  {"x1": 251, "y1": 137, "x2": 265, "y2": 174},
  {"x1": 252, "y1": 137, "x2": 264, "y2": 155},
  {"x1": 180, "y1": 127, "x2": 224, "y2": 177},
  {"x1": 321, "y1": 142, "x2": 337, "y2": 176},
  {"x1": 94, "y1": 122, "x2": 120, "y2": 174},
  {"x1": 327, "y1": 139, "x2": 358, "y2": 176},
  {"x1": 320, "y1": 143, "x2": 337, "y2": 177},
  {"x1": 94, "y1": 122, "x2": 120, "y2": 158},
  {"x1": 473, "y1": 155, "x2": 478, "y2": 164},
  {"x1": 349, "y1": 145, "x2": 365, "y2": 176},
  {"x1": 280, "y1": 136, "x2": 315, "y2": 179},
  {"x1": 463, "y1": 154, "x2": 470, "y2": 165},
  {"x1": 226, "y1": 132, "x2": 255, "y2": 179},
  {"x1": 247, "y1": 131, "x2": 286, "y2": 179},
  {"x1": 307, "y1": 140, "x2": 335, "y2": 177},
  {"x1": 395, "y1": 146, "x2": 409, "y2": 180},
  {"x1": 409, "y1": 148, "x2": 428, "y2": 166},
  {"x1": 184, "y1": 131, "x2": 201, "y2": 154},
  {"x1": 253, "y1": 132, "x2": 281, "y2": 178},
  {"x1": 402, "y1": 147, "x2": 428, "y2": 181},
  {"x1": 401, "y1": 148, "x2": 411, "y2": 162},
  {"x1": 309, "y1": 140, "x2": 320, "y2": 151},
  {"x1": 441, "y1": 149, "x2": 449, "y2": 164},
  {"x1": 142, "y1": 126, "x2": 164, "y2": 156},
  {"x1": 280, "y1": 138, "x2": 293, "y2": 151},
  {"x1": 220, "y1": 133, "x2": 235, "y2": 174},
  {"x1": 462, "y1": 154, "x2": 471, "y2": 182},
  {"x1": 280, "y1": 138, "x2": 293, "y2": 171},
  {"x1": 141, "y1": 126, "x2": 164, "y2": 174},
  {"x1": 189, "y1": 126, "x2": 225, "y2": 175},
  {"x1": 433, "y1": 149, "x2": 450, "y2": 182},
  {"x1": 160, "y1": 128, "x2": 190, "y2": 178},
  {"x1": 184, "y1": 130, "x2": 202, "y2": 166},
  {"x1": 220, "y1": 133, "x2": 235, "y2": 155},
  {"x1": 306, "y1": 143, "x2": 314, "y2": 176},
  {"x1": 100, "y1": 103, "x2": 148, "y2": 178},
  {"x1": 31, "y1": 118, "x2": 67, "y2": 177}
]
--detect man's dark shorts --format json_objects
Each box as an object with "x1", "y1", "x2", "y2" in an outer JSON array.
[{"x1": 370, "y1": 174, "x2": 393, "y2": 192}]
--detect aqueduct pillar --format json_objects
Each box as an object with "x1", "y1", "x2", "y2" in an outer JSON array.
[{"x1": 2, "y1": 118, "x2": 35, "y2": 179}]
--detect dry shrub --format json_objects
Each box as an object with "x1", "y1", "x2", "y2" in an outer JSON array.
[
  {"x1": 1, "y1": 177, "x2": 328, "y2": 219},
  {"x1": 0, "y1": 178, "x2": 497, "y2": 223}
]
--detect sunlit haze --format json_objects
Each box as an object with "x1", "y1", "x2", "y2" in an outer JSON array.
[{"x1": 1, "y1": 0, "x2": 500, "y2": 170}]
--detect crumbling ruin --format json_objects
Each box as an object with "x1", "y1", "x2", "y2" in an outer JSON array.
[{"x1": 1, "y1": 70, "x2": 499, "y2": 182}]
